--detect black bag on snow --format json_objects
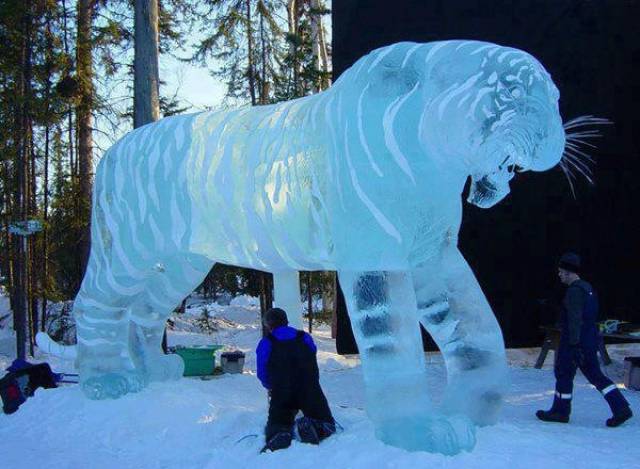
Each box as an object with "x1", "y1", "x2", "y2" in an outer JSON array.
[{"x1": 0, "y1": 360, "x2": 59, "y2": 414}]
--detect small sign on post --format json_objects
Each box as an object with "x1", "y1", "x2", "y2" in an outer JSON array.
[
  {"x1": 9, "y1": 219, "x2": 43, "y2": 360},
  {"x1": 9, "y1": 219, "x2": 43, "y2": 237}
]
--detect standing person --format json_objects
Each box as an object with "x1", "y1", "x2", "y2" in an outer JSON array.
[
  {"x1": 536, "y1": 253, "x2": 633, "y2": 427},
  {"x1": 257, "y1": 307, "x2": 336, "y2": 452}
]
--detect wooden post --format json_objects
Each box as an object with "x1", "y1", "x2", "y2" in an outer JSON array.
[
  {"x1": 260, "y1": 272, "x2": 274, "y2": 337},
  {"x1": 330, "y1": 272, "x2": 337, "y2": 339},
  {"x1": 307, "y1": 272, "x2": 313, "y2": 333},
  {"x1": 133, "y1": 0, "x2": 160, "y2": 127}
]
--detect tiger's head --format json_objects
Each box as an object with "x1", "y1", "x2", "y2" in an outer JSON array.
[
  {"x1": 418, "y1": 41, "x2": 565, "y2": 207},
  {"x1": 340, "y1": 41, "x2": 565, "y2": 209}
]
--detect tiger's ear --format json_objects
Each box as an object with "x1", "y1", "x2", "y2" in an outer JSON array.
[
  {"x1": 427, "y1": 53, "x2": 485, "y2": 92},
  {"x1": 368, "y1": 65, "x2": 421, "y2": 99},
  {"x1": 363, "y1": 46, "x2": 423, "y2": 99}
]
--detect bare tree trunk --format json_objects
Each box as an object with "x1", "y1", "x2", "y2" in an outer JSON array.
[
  {"x1": 1, "y1": 187, "x2": 13, "y2": 310},
  {"x1": 0, "y1": 67, "x2": 15, "y2": 312},
  {"x1": 258, "y1": 5, "x2": 268, "y2": 104},
  {"x1": 2, "y1": 226, "x2": 13, "y2": 308},
  {"x1": 4, "y1": 182, "x2": 16, "y2": 315},
  {"x1": 41, "y1": 12, "x2": 53, "y2": 332},
  {"x1": 259, "y1": 272, "x2": 273, "y2": 337},
  {"x1": 28, "y1": 137, "x2": 37, "y2": 355},
  {"x1": 133, "y1": 0, "x2": 164, "y2": 349},
  {"x1": 76, "y1": 0, "x2": 97, "y2": 279},
  {"x1": 330, "y1": 272, "x2": 337, "y2": 339},
  {"x1": 134, "y1": 0, "x2": 160, "y2": 127},
  {"x1": 318, "y1": 24, "x2": 329, "y2": 82},
  {"x1": 14, "y1": 6, "x2": 34, "y2": 360},
  {"x1": 309, "y1": 0, "x2": 322, "y2": 91},
  {"x1": 63, "y1": 0, "x2": 79, "y2": 293},
  {"x1": 322, "y1": 271, "x2": 335, "y2": 313},
  {"x1": 287, "y1": 0, "x2": 301, "y2": 96},
  {"x1": 246, "y1": 0, "x2": 257, "y2": 105},
  {"x1": 22, "y1": 9, "x2": 34, "y2": 358},
  {"x1": 311, "y1": 0, "x2": 330, "y2": 90},
  {"x1": 307, "y1": 272, "x2": 313, "y2": 333},
  {"x1": 62, "y1": 0, "x2": 75, "y2": 181},
  {"x1": 42, "y1": 121, "x2": 50, "y2": 332}
]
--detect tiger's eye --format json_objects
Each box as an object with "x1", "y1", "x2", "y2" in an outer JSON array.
[{"x1": 509, "y1": 86, "x2": 523, "y2": 99}]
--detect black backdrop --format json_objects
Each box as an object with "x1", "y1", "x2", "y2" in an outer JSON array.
[{"x1": 332, "y1": 0, "x2": 640, "y2": 351}]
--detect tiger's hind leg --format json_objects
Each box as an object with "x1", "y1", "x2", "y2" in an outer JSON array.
[
  {"x1": 413, "y1": 247, "x2": 508, "y2": 426},
  {"x1": 338, "y1": 270, "x2": 475, "y2": 455}
]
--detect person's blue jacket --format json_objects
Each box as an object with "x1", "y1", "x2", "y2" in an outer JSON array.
[
  {"x1": 256, "y1": 326, "x2": 317, "y2": 390},
  {"x1": 561, "y1": 279, "x2": 599, "y2": 347}
]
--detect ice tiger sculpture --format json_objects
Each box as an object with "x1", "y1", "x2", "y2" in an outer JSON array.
[{"x1": 42, "y1": 41, "x2": 568, "y2": 454}]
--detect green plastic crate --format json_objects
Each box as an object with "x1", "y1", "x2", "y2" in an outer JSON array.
[{"x1": 174, "y1": 346, "x2": 224, "y2": 376}]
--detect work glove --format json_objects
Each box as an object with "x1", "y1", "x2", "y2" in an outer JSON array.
[{"x1": 569, "y1": 344, "x2": 584, "y2": 367}]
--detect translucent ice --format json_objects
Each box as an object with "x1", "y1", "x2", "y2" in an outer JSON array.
[{"x1": 51, "y1": 41, "x2": 566, "y2": 453}]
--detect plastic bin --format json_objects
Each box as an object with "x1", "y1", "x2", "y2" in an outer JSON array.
[
  {"x1": 624, "y1": 357, "x2": 640, "y2": 390},
  {"x1": 221, "y1": 351, "x2": 245, "y2": 374},
  {"x1": 173, "y1": 346, "x2": 223, "y2": 376}
]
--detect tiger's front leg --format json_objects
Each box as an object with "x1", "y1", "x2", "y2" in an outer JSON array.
[
  {"x1": 414, "y1": 247, "x2": 508, "y2": 426},
  {"x1": 338, "y1": 270, "x2": 475, "y2": 455},
  {"x1": 75, "y1": 303, "x2": 148, "y2": 400},
  {"x1": 76, "y1": 253, "x2": 213, "y2": 399},
  {"x1": 128, "y1": 253, "x2": 215, "y2": 382}
]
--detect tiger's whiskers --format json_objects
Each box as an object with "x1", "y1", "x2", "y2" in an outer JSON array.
[{"x1": 560, "y1": 115, "x2": 612, "y2": 197}]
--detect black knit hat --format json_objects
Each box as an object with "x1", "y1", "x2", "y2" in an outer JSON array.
[
  {"x1": 264, "y1": 307, "x2": 288, "y2": 329},
  {"x1": 558, "y1": 252, "x2": 581, "y2": 274}
]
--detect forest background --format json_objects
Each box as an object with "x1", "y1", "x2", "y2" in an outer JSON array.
[{"x1": 0, "y1": 0, "x2": 333, "y2": 358}]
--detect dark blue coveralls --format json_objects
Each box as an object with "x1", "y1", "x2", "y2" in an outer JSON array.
[
  {"x1": 551, "y1": 279, "x2": 630, "y2": 416},
  {"x1": 256, "y1": 326, "x2": 335, "y2": 448}
]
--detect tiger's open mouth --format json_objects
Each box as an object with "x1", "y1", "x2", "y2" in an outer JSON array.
[
  {"x1": 467, "y1": 175, "x2": 503, "y2": 208},
  {"x1": 467, "y1": 157, "x2": 520, "y2": 208},
  {"x1": 474, "y1": 175, "x2": 498, "y2": 195}
]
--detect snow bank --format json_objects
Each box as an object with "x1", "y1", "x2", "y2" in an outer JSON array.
[
  {"x1": 230, "y1": 295, "x2": 259, "y2": 308},
  {"x1": 1, "y1": 298, "x2": 639, "y2": 468}
]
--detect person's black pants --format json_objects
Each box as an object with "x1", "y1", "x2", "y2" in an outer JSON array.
[
  {"x1": 552, "y1": 340, "x2": 629, "y2": 416},
  {"x1": 265, "y1": 383, "x2": 334, "y2": 441}
]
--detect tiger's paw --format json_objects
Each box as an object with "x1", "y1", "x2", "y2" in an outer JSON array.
[
  {"x1": 375, "y1": 413, "x2": 476, "y2": 455},
  {"x1": 443, "y1": 384, "x2": 506, "y2": 426},
  {"x1": 81, "y1": 371, "x2": 148, "y2": 400}
]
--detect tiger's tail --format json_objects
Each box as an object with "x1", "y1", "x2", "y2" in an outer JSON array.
[{"x1": 36, "y1": 332, "x2": 77, "y2": 359}]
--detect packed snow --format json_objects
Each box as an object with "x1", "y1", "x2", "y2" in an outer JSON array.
[{"x1": 1, "y1": 296, "x2": 638, "y2": 468}]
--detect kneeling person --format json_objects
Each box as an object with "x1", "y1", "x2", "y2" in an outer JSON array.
[{"x1": 257, "y1": 308, "x2": 336, "y2": 452}]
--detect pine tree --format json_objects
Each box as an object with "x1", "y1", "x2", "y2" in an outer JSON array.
[
  {"x1": 0, "y1": 1, "x2": 206, "y2": 357},
  {"x1": 277, "y1": 0, "x2": 331, "y2": 99},
  {"x1": 193, "y1": 0, "x2": 284, "y2": 105},
  {"x1": 42, "y1": 0, "x2": 194, "y2": 301},
  {"x1": 76, "y1": 0, "x2": 97, "y2": 277},
  {"x1": 0, "y1": 0, "x2": 71, "y2": 356}
]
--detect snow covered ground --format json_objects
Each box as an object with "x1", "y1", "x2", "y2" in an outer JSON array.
[{"x1": 1, "y1": 296, "x2": 638, "y2": 469}]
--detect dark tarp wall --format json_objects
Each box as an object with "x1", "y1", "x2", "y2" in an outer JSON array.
[{"x1": 332, "y1": 0, "x2": 640, "y2": 352}]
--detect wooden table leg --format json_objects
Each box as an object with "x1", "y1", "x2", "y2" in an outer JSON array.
[
  {"x1": 598, "y1": 335, "x2": 612, "y2": 365},
  {"x1": 535, "y1": 335, "x2": 553, "y2": 369},
  {"x1": 536, "y1": 328, "x2": 561, "y2": 368}
]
